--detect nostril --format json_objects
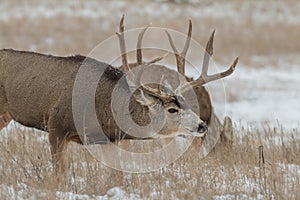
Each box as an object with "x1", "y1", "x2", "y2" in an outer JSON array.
[{"x1": 198, "y1": 122, "x2": 207, "y2": 133}]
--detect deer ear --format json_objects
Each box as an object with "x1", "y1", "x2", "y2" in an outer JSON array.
[{"x1": 134, "y1": 89, "x2": 155, "y2": 106}]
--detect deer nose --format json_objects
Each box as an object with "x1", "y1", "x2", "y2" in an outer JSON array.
[{"x1": 198, "y1": 122, "x2": 207, "y2": 134}]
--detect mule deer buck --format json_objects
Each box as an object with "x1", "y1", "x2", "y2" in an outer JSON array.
[
  {"x1": 0, "y1": 40, "x2": 208, "y2": 172},
  {"x1": 117, "y1": 16, "x2": 238, "y2": 151}
]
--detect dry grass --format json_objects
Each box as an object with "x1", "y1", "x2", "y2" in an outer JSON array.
[{"x1": 0, "y1": 124, "x2": 299, "y2": 199}]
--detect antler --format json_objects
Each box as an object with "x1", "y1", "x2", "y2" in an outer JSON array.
[
  {"x1": 116, "y1": 14, "x2": 129, "y2": 72},
  {"x1": 117, "y1": 15, "x2": 163, "y2": 70},
  {"x1": 136, "y1": 26, "x2": 149, "y2": 65},
  {"x1": 189, "y1": 30, "x2": 239, "y2": 87},
  {"x1": 136, "y1": 26, "x2": 170, "y2": 67},
  {"x1": 116, "y1": 16, "x2": 174, "y2": 102},
  {"x1": 140, "y1": 84, "x2": 175, "y2": 102},
  {"x1": 166, "y1": 20, "x2": 238, "y2": 88},
  {"x1": 166, "y1": 20, "x2": 192, "y2": 75}
]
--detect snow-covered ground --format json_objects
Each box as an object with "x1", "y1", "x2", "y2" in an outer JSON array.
[{"x1": 225, "y1": 63, "x2": 300, "y2": 129}]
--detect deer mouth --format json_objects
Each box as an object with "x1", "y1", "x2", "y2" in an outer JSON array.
[
  {"x1": 184, "y1": 123, "x2": 208, "y2": 138},
  {"x1": 150, "y1": 124, "x2": 208, "y2": 139}
]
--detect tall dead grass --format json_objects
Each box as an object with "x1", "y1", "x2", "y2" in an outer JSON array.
[{"x1": 0, "y1": 123, "x2": 299, "y2": 199}]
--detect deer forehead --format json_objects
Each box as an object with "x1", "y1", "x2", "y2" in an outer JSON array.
[{"x1": 163, "y1": 101, "x2": 179, "y2": 108}]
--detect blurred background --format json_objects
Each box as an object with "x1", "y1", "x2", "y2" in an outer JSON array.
[{"x1": 1, "y1": 0, "x2": 299, "y2": 129}]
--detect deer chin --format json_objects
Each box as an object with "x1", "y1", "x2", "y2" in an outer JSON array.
[
  {"x1": 150, "y1": 131, "x2": 192, "y2": 139},
  {"x1": 190, "y1": 131, "x2": 206, "y2": 138},
  {"x1": 177, "y1": 128, "x2": 207, "y2": 138},
  {"x1": 155, "y1": 129, "x2": 207, "y2": 139},
  {"x1": 152, "y1": 132, "x2": 179, "y2": 139}
]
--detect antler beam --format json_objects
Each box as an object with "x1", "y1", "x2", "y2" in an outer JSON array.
[
  {"x1": 190, "y1": 30, "x2": 239, "y2": 87},
  {"x1": 166, "y1": 20, "x2": 238, "y2": 92}
]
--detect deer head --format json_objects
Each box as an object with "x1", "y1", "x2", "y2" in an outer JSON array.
[
  {"x1": 116, "y1": 16, "x2": 238, "y2": 139},
  {"x1": 115, "y1": 15, "x2": 207, "y2": 139}
]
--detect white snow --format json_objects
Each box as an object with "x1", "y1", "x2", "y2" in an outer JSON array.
[{"x1": 222, "y1": 63, "x2": 300, "y2": 129}]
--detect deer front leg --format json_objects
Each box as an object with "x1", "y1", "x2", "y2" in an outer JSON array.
[
  {"x1": 48, "y1": 114, "x2": 69, "y2": 175},
  {"x1": 0, "y1": 112, "x2": 12, "y2": 131},
  {"x1": 48, "y1": 132, "x2": 68, "y2": 174}
]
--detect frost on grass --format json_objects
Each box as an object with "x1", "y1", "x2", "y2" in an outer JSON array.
[{"x1": 0, "y1": 183, "x2": 141, "y2": 200}]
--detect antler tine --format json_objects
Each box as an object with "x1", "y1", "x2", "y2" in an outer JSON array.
[
  {"x1": 140, "y1": 85, "x2": 174, "y2": 102},
  {"x1": 140, "y1": 81, "x2": 174, "y2": 102},
  {"x1": 158, "y1": 74, "x2": 165, "y2": 93},
  {"x1": 136, "y1": 25, "x2": 150, "y2": 65},
  {"x1": 190, "y1": 30, "x2": 239, "y2": 86},
  {"x1": 201, "y1": 29, "x2": 215, "y2": 76},
  {"x1": 166, "y1": 20, "x2": 192, "y2": 75},
  {"x1": 145, "y1": 52, "x2": 169, "y2": 65},
  {"x1": 116, "y1": 14, "x2": 129, "y2": 72},
  {"x1": 166, "y1": 31, "x2": 179, "y2": 55},
  {"x1": 182, "y1": 20, "x2": 192, "y2": 57}
]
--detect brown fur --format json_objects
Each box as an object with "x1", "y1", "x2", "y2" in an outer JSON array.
[
  {"x1": 0, "y1": 112, "x2": 12, "y2": 130},
  {"x1": 0, "y1": 49, "x2": 208, "y2": 173},
  {"x1": 119, "y1": 63, "x2": 232, "y2": 151},
  {"x1": 0, "y1": 49, "x2": 157, "y2": 172},
  {"x1": 121, "y1": 64, "x2": 212, "y2": 123}
]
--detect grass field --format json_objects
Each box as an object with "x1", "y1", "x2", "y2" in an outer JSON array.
[
  {"x1": 0, "y1": 0, "x2": 299, "y2": 199},
  {"x1": 0, "y1": 123, "x2": 299, "y2": 199}
]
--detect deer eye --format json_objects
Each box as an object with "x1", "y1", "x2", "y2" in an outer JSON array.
[{"x1": 168, "y1": 108, "x2": 178, "y2": 114}]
